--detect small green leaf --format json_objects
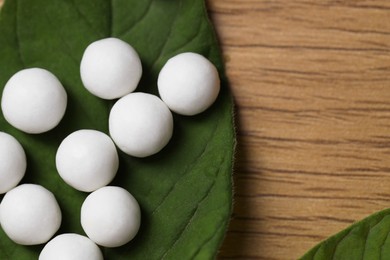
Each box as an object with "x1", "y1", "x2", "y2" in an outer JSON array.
[
  {"x1": 0, "y1": 0, "x2": 235, "y2": 259},
  {"x1": 301, "y1": 208, "x2": 390, "y2": 260}
]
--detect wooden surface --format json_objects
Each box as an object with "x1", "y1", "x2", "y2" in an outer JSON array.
[{"x1": 209, "y1": 0, "x2": 390, "y2": 259}]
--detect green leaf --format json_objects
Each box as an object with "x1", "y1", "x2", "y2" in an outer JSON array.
[
  {"x1": 0, "y1": 0, "x2": 235, "y2": 259},
  {"x1": 301, "y1": 208, "x2": 390, "y2": 260}
]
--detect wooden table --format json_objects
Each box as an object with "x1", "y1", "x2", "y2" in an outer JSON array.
[{"x1": 210, "y1": 0, "x2": 390, "y2": 259}]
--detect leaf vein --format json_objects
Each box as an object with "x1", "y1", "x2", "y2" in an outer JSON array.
[
  {"x1": 380, "y1": 233, "x2": 390, "y2": 260},
  {"x1": 362, "y1": 214, "x2": 387, "y2": 259},
  {"x1": 41, "y1": 7, "x2": 79, "y2": 65},
  {"x1": 379, "y1": 216, "x2": 390, "y2": 260},
  {"x1": 14, "y1": 0, "x2": 25, "y2": 67},
  {"x1": 151, "y1": 118, "x2": 221, "y2": 216},
  {"x1": 151, "y1": 4, "x2": 181, "y2": 71},
  {"x1": 68, "y1": 0, "x2": 103, "y2": 37},
  {"x1": 0, "y1": 237, "x2": 12, "y2": 259},
  {"x1": 331, "y1": 228, "x2": 355, "y2": 260},
  {"x1": 361, "y1": 222, "x2": 371, "y2": 260},
  {"x1": 108, "y1": 0, "x2": 113, "y2": 35},
  {"x1": 191, "y1": 223, "x2": 225, "y2": 259},
  {"x1": 117, "y1": 0, "x2": 154, "y2": 38},
  {"x1": 160, "y1": 157, "x2": 225, "y2": 259},
  {"x1": 175, "y1": 19, "x2": 204, "y2": 53}
]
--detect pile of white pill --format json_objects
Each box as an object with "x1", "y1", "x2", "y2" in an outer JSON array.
[{"x1": 0, "y1": 37, "x2": 220, "y2": 258}]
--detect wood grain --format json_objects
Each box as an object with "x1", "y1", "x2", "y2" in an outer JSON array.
[{"x1": 208, "y1": 0, "x2": 390, "y2": 259}]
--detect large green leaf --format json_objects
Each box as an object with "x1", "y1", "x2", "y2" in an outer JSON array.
[
  {"x1": 301, "y1": 208, "x2": 390, "y2": 259},
  {"x1": 0, "y1": 0, "x2": 235, "y2": 259}
]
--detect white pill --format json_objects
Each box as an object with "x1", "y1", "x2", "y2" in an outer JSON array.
[
  {"x1": 109, "y1": 92, "x2": 173, "y2": 157},
  {"x1": 0, "y1": 184, "x2": 62, "y2": 245},
  {"x1": 0, "y1": 132, "x2": 26, "y2": 194},
  {"x1": 39, "y1": 233, "x2": 103, "y2": 260},
  {"x1": 157, "y1": 52, "x2": 220, "y2": 116},
  {"x1": 81, "y1": 186, "x2": 141, "y2": 247},
  {"x1": 80, "y1": 37, "x2": 142, "y2": 99},
  {"x1": 56, "y1": 129, "x2": 119, "y2": 192},
  {"x1": 1, "y1": 68, "x2": 67, "y2": 134}
]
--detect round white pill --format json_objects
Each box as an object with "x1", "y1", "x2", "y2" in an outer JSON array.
[
  {"x1": 39, "y1": 233, "x2": 103, "y2": 260},
  {"x1": 0, "y1": 184, "x2": 62, "y2": 245},
  {"x1": 56, "y1": 129, "x2": 119, "y2": 192},
  {"x1": 157, "y1": 52, "x2": 220, "y2": 116},
  {"x1": 0, "y1": 132, "x2": 26, "y2": 194},
  {"x1": 81, "y1": 186, "x2": 141, "y2": 247},
  {"x1": 1, "y1": 68, "x2": 67, "y2": 134},
  {"x1": 80, "y1": 37, "x2": 142, "y2": 99},
  {"x1": 109, "y1": 92, "x2": 173, "y2": 158}
]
